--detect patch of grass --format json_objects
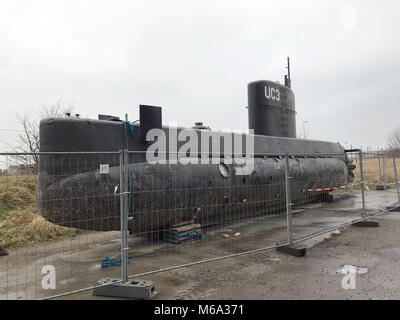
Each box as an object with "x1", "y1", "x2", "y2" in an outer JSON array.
[
  {"x1": 345, "y1": 157, "x2": 400, "y2": 191},
  {"x1": 0, "y1": 203, "x2": 9, "y2": 216},
  {"x1": 0, "y1": 175, "x2": 83, "y2": 248}
]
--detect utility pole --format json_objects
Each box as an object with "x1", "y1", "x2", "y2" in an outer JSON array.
[{"x1": 303, "y1": 120, "x2": 309, "y2": 139}]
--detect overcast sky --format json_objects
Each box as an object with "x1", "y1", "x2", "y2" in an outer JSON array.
[{"x1": 1, "y1": 0, "x2": 399, "y2": 151}]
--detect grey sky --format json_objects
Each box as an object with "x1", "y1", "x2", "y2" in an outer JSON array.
[{"x1": 1, "y1": 0, "x2": 399, "y2": 151}]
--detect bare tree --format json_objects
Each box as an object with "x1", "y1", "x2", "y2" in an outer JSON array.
[
  {"x1": 13, "y1": 99, "x2": 74, "y2": 173},
  {"x1": 388, "y1": 126, "x2": 400, "y2": 153}
]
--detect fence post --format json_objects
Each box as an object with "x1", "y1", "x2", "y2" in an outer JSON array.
[
  {"x1": 93, "y1": 150, "x2": 155, "y2": 299},
  {"x1": 383, "y1": 155, "x2": 387, "y2": 189},
  {"x1": 378, "y1": 154, "x2": 382, "y2": 182},
  {"x1": 353, "y1": 150, "x2": 380, "y2": 227},
  {"x1": 277, "y1": 154, "x2": 306, "y2": 256},
  {"x1": 359, "y1": 150, "x2": 366, "y2": 218},
  {"x1": 393, "y1": 156, "x2": 400, "y2": 203},
  {"x1": 284, "y1": 154, "x2": 293, "y2": 245},
  {"x1": 119, "y1": 149, "x2": 129, "y2": 283}
]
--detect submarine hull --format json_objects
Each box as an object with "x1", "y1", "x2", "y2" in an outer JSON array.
[
  {"x1": 37, "y1": 77, "x2": 353, "y2": 233},
  {"x1": 37, "y1": 156, "x2": 348, "y2": 233}
]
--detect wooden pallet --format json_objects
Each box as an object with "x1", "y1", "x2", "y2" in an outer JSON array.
[{"x1": 164, "y1": 223, "x2": 202, "y2": 244}]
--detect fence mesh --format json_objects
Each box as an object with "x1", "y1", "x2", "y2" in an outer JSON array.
[
  {"x1": 360, "y1": 152, "x2": 400, "y2": 215},
  {"x1": 0, "y1": 150, "x2": 399, "y2": 299},
  {"x1": 123, "y1": 152, "x2": 288, "y2": 282},
  {"x1": 0, "y1": 152, "x2": 122, "y2": 299}
]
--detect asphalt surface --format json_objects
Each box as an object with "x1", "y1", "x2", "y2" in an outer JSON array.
[{"x1": 150, "y1": 212, "x2": 400, "y2": 300}]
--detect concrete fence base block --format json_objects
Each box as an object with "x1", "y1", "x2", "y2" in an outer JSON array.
[
  {"x1": 93, "y1": 278, "x2": 157, "y2": 299},
  {"x1": 386, "y1": 205, "x2": 400, "y2": 212},
  {"x1": 353, "y1": 221, "x2": 379, "y2": 228},
  {"x1": 276, "y1": 245, "x2": 307, "y2": 257}
]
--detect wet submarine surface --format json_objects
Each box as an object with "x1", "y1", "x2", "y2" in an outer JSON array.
[{"x1": 37, "y1": 72, "x2": 354, "y2": 234}]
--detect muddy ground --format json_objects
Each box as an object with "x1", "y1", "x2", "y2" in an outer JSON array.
[{"x1": 1, "y1": 190, "x2": 399, "y2": 300}]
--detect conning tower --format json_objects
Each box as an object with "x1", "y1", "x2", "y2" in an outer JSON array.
[{"x1": 248, "y1": 57, "x2": 296, "y2": 138}]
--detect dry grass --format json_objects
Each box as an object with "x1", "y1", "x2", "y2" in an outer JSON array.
[
  {"x1": 0, "y1": 175, "x2": 83, "y2": 248},
  {"x1": 352, "y1": 157, "x2": 400, "y2": 185}
]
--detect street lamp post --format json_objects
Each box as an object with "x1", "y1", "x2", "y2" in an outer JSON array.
[{"x1": 303, "y1": 120, "x2": 309, "y2": 139}]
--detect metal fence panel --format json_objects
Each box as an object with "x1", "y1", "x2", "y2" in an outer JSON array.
[
  {"x1": 123, "y1": 151, "x2": 289, "y2": 282},
  {"x1": 0, "y1": 152, "x2": 121, "y2": 299},
  {"x1": 284, "y1": 152, "x2": 363, "y2": 242},
  {"x1": 361, "y1": 152, "x2": 400, "y2": 216},
  {"x1": 1, "y1": 150, "x2": 400, "y2": 299}
]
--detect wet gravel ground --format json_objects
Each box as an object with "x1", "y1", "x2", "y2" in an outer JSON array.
[
  {"x1": 146, "y1": 211, "x2": 400, "y2": 300},
  {"x1": 66, "y1": 210, "x2": 400, "y2": 300}
]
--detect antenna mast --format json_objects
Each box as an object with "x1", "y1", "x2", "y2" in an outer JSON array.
[{"x1": 285, "y1": 56, "x2": 292, "y2": 88}]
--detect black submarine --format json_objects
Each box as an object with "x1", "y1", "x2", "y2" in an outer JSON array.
[{"x1": 37, "y1": 59, "x2": 355, "y2": 234}]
